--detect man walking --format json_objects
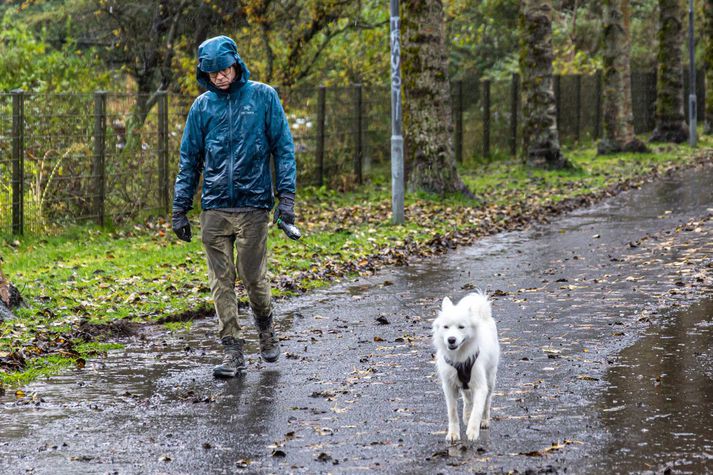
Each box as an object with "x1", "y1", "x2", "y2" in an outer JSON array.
[{"x1": 172, "y1": 35, "x2": 296, "y2": 377}]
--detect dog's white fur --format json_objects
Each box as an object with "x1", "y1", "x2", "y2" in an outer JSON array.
[{"x1": 432, "y1": 291, "x2": 500, "y2": 442}]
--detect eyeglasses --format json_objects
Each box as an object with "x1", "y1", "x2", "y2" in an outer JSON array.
[{"x1": 208, "y1": 67, "x2": 234, "y2": 80}]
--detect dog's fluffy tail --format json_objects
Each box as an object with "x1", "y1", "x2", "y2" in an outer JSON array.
[{"x1": 463, "y1": 291, "x2": 492, "y2": 321}]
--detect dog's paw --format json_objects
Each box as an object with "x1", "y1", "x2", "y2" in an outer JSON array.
[
  {"x1": 480, "y1": 419, "x2": 490, "y2": 430},
  {"x1": 445, "y1": 431, "x2": 461, "y2": 443},
  {"x1": 466, "y1": 427, "x2": 480, "y2": 441}
]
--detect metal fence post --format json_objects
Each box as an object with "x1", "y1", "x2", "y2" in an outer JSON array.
[
  {"x1": 390, "y1": 0, "x2": 404, "y2": 225},
  {"x1": 594, "y1": 70, "x2": 603, "y2": 139},
  {"x1": 482, "y1": 79, "x2": 491, "y2": 158},
  {"x1": 93, "y1": 91, "x2": 107, "y2": 227},
  {"x1": 353, "y1": 84, "x2": 363, "y2": 184},
  {"x1": 510, "y1": 73, "x2": 520, "y2": 157},
  {"x1": 157, "y1": 91, "x2": 169, "y2": 216},
  {"x1": 454, "y1": 79, "x2": 463, "y2": 163},
  {"x1": 11, "y1": 89, "x2": 24, "y2": 235},
  {"x1": 316, "y1": 86, "x2": 326, "y2": 187}
]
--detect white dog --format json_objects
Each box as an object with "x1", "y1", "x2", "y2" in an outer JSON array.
[{"x1": 432, "y1": 292, "x2": 500, "y2": 442}]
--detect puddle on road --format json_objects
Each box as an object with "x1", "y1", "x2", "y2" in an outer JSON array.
[
  {"x1": 0, "y1": 315, "x2": 295, "y2": 441},
  {"x1": 597, "y1": 299, "x2": 713, "y2": 473}
]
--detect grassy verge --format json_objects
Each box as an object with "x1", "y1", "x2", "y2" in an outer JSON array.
[{"x1": 1, "y1": 138, "x2": 711, "y2": 387}]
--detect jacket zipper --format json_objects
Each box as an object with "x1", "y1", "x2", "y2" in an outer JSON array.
[{"x1": 227, "y1": 95, "x2": 235, "y2": 204}]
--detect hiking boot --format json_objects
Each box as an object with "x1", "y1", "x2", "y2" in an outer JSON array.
[
  {"x1": 256, "y1": 314, "x2": 280, "y2": 363},
  {"x1": 213, "y1": 336, "x2": 246, "y2": 377}
]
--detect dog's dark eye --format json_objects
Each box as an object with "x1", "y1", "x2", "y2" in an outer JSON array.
[
  {"x1": 443, "y1": 325, "x2": 449, "y2": 329},
  {"x1": 458, "y1": 325, "x2": 465, "y2": 329}
]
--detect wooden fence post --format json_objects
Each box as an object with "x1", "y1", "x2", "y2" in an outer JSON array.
[
  {"x1": 353, "y1": 84, "x2": 363, "y2": 184},
  {"x1": 316, "y1": 86, "x2": 326, "y2": 187},
  {"x1": 11, "y1": 89, "x2": 24, "y2": 235},
  {"x1": 482, "y1": 79, "x2": 491, "y2": 158},
  {"x1": 93, "y1": 91, "x2": 107, "y2": 226},
  {"x1": 157, "y1": 91, "x2": 169, "y2": 217},
  {"x1": 454, "y1": 79, "x2": 463, "y2": 163},
  {"x1": 510, "y1": 73, "x2": 520, "y2": 157}
]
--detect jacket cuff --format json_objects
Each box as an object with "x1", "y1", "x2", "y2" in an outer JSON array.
[{"x1": 277, "y1": 192, "x2": 295, "y2": 202}]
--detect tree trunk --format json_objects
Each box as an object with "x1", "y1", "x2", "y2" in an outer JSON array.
[
  {"x1": 402, "y1": 0, "x2": 469, "y2": 195},
  {"x1": 650, "y1": 0, "x2": 688, "y2": 143},
  {"x1": 704, "y1": 0, "x2": 713, "y2": 134},
  {"x1": 519, "y1": 0, "x2": 571, "y2": 169},
  {"x1": 598, "y1": 0, "x2": 649, "y2": 154}
]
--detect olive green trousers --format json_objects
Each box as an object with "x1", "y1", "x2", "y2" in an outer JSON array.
[{"x1": 200, "y1": 209, "x2": 272, "y2": 340}]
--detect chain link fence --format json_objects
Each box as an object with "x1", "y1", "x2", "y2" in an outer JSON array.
[{"x1": 0, "y1": 70, "x2": 707, "y2": 236}]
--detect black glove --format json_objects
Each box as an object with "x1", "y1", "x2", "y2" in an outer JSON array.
[
  {"x1": 273, "y1": 193, "x2": 295, "y2": 225},
  {"x1": 172, "y1": 209, "x2": 192, "y2": 242}
]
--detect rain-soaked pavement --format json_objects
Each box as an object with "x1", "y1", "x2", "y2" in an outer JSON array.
[{"x1": 1, "y1": 162, "x2": 713, "y2": 474}]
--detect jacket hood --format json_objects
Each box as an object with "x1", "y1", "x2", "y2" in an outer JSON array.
[{"x1": 196, "y1": 35, "x2": 250, "y2": 94}]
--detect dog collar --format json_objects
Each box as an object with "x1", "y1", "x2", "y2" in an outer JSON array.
[{"x1": 445, "y1": 351, "x2": 479, "y2": 389}]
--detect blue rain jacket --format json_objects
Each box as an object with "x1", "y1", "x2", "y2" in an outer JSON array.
[{"x1": 173, "y1": 36, "x2": 296, "y2": 212}]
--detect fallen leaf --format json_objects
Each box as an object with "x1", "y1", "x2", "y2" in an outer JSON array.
[{"x1": 375, "y1": 315, "x2": 390, "y2": 325}]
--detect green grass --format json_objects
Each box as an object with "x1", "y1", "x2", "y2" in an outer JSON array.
[
  {"x1": 1, "y1": 136, "x2": 711, "y2": 387},
  {"x1": 163, "y1": 321, "x2": 193, "y2": 332},
  {"x1": 1, "y1": 355, "x2": 77, "y2": 387},
  {"x1": 74, "y1": 342, "x2": 125, "y2": 353},
  {"x1": 0, "y1": 342, "x2": 124, "y2": 387}
]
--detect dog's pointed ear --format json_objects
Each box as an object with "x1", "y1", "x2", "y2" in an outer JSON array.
[{"x1": 441, "y1": 296, "x2": 453, "y2": 311}]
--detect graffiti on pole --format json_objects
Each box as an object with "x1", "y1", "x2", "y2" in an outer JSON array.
[
  {"x1": 389, "y1": 3, "x2": 404, "y2": 225},
  {"x1": 390, "y1": 15, "x2": 402, "y2": 133}
]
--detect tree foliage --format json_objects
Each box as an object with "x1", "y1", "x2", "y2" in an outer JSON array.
[
  {"x1": 5, "y1": 0, "x2": 706, "y2": 92},
  {"x1": 0, "y1": 10, "x2": 109, "y2": 92}
]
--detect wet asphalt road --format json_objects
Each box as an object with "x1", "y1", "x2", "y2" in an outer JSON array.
[{"x1": 1, "y1": 163, "x2": 713, "y2": 474}]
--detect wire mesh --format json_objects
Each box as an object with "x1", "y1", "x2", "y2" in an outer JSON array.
[
  {"x1": 489, "y1": 79, "x2": 514, "y2": 155},
  {"x1": 362, "y1": 86, "x2": 390, "y2": 177},
  {"x1": 103, "y1": 93, "x2": 162, "y2": 224},
  {"x1": 168, "y1": 93, "x2": 194, "y2": 209},
  {"x1": 22, "y1": 93, "x2": 95, "y2": 233},
  {"x1": 458, "y1": 75, "x2": 483, "y2": 161},
  {"x1": 281, "y1": 87, "x2": 319, "y2": 187},
  {"x1": 631, "y1": 71, "x2": 657, "y2": 134},
  {"x1": 579, "y1": 74, "x2": 601, "y2": 142},
  {"x1": 0, "y1": 94, "x2": 13, "y2": 235}
]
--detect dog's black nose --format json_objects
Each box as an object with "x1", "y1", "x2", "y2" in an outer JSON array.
[{"x1": 447, "y1": 337, "x2": 456, "y2": 345}]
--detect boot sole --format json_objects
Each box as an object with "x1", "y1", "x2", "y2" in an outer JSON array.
[
  {"x1": 213, "y1": 366, "x2": 246, "y2": 378},
  {"x1": 261, "y1": 351, "x2": 280, "y2": 363}
]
